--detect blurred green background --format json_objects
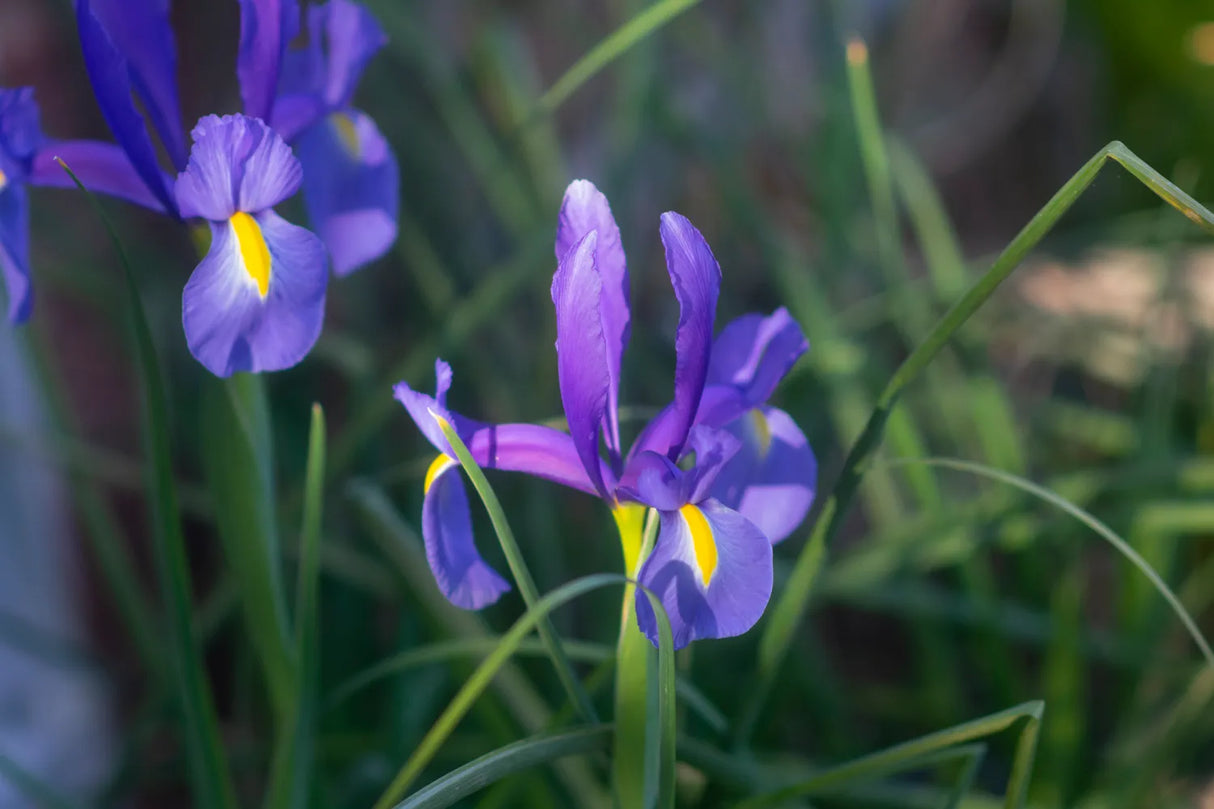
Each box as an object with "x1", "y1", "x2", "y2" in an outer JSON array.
[{"x1": 1, "y1": 0, "x2": 1213, "y2": 806}]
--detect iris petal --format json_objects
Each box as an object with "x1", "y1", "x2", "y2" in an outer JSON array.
[
  {"x1": 293, "y1": 109, "x2": 398, "y2": 275},
  {"x1": 709, "y1": 406, "x2": 816, "y2": 543},
  {"x1": 555, "y1": 180, "x2": 630, "y2": 459},
  {"x1": 0, "y1": 184, "x2": 32, "y2": 323},
  {"x1": 635, "y1": 498, "x2": 772, "y2": 649},
  {"x1": 707, "y1": 308, "x2": 808, "y2": 407},
  {"x1": 29, "y1": 141, "x2": 168, "y2": 212},
  {"x1": 238, "y1": 0, "x2": 300, "y2": 122},
  {"x1": 551, "y1": 230, "x2": 611, "y2": 499},
  {"x1": 176, "y1": 115, "x2": 303, "y2": 221},
  {"x1": 659, "y1": 212, "x2": 720, "y2": 459},
  {"x1": 182, "y1": 211, "x2": 327, "y2": 376},
  {"x1": 309, "y1": 0, "x2": 388, "y2": 109},
  {"x1": 81, "y1": 0, "x2": 186, "y2": 168},
  {"x1": 75, "y1": 0, "x2": 179, "y2": 215},
  {"x1": 422, "y1": 461, "x2": 511, "y2": 610}
]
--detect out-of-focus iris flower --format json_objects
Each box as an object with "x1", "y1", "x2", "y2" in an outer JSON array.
[
  {"x1": 248, "y1": 0, "x2": 400, "y2": 276},
  {"x1": 395, "y1": 180, "x2": 816, "y2": 648},
  {"x1": 176, "y1": 115, "x2": 327, "y2": 375},
  {"x1": 0, "y1": 88, "x2": 166, "y2": 323}
]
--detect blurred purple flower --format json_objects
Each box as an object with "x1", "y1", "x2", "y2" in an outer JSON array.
[
  {"x1": 243, "y1": 0, "x2": 400, "y2": 276},
  {"x1": 395, "y1": 180, "x2": 816, "y2": 648}
]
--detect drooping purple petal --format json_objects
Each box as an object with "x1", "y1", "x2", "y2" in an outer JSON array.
[
  {"x1": 0, "y1": 184, "x2": 32, "y2": 324},
  {"x1": 176, "y1": 115, "x2": 302, "y2": 221},
  {"x1": 181, "y1": 210, "x2": 327, "y2": 376},
  {"x1": 238, "y1": 0, "x2": 300, "y2": 122},
  {"x1": 707, "y1": 308, "x2": 808, "y2": 408},
  {"x1": 292, "y1": 109, "x2": 398, "y2": 275},
  {"x1": 709, "y1": 406, "x2": 816, "y2": 543},
  {"x1": 555, "y1": 180, "x2": 630, "y2": 459},
  {"x1": 75, "y1": 0, "x2": 179, "y2": 215},
  {"x1": 30, "y1": 141, "x2": 168, "y2": 212},
  {"x1": 83, "y1": 0, "x2": 186, "y2": 169},
  {"x1": 635, "y1": 499, "x2": 772, "y2": 649},
  {"x1": 551, "y1": 230, "x2": 611, "y2": 499},
  {"x1": 309, "y1": 0, "x2": 388, "y2": 109},
  {"x1": 422, "y1": 460, "x2": 511, "y2": 610},
  {"x1": 660, "y1": 211, "x2": 720, "y2": 460}
]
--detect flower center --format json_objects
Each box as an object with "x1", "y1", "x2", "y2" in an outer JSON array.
[
  {"x1": 680, "y1": 504, "x2": 718, "y2": 586},
  {"x1": 331, "y1": 112, "x2": 361, "y2": 159},
  {"x1": 230, "y1": 211, "x2": 271, "y2": 297}
]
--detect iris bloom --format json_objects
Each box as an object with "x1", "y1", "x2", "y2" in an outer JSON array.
[
  {"x1": 395, "y1": 180, "x2": 816, "y2": 648},
  {"x1": 0, "y1": 88, "x2": 166, "y2": 323},
  {"x1": 264, "y1": 0, "x2": 400, "y2": 276},
  {"x1": 69, "y1": 0, "x2": 376, "y2": 375}
]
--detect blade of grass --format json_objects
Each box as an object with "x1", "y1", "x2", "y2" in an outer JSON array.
[
  {"x1": 435, "y1": 416, "x2": 599, "y2": 724},
  {"x1": 531, "y1": 0, "x2": 704, "y2": 118},
  {"x1": 201, "y1": 374, "x2": 296, "y2": 722},
  {"x1": 749, "y1": 141, "x2": 1214, "y2": 741},
  {"x1": 56, "y1": 160, "x2": 237, "y2": 809},
  {"x1": 886, "y1": 457, "x2": 1214, "y2": 668},
  {"x1": 394, "y1": 726, "x2": 613, "y2": 809},
  {"x1": 735, "y1": 701, "x2": 1043, "y2": 809},
  {"x1": 368, "y1": 573, "x2": 674, "y2": 809},
  {"x1": 264, "y1": 404, "x2": 326, "y2": 809}
]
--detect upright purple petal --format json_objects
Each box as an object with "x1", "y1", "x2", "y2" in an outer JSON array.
[
  {"x1": 75, "y1": 0, "x2": 179, "y2": 215},
  {"x1": 551, "y1": 230, "x2": 611, "y2": 499},
  {"x1": 176, "y1": 115, "x2": 302, "y2": 221},
  {"x1": 238, "y1": 0, "x2": 300, "y2": 122},
  {"x1": 709, "y1": 406, "x2": 816, "y2": 543},
  {"x1": 393, "y1": 358, "x2": 458, "y2": 453},
  {"x1": 707, "y1": 308, "x2": 808, "y2": 408},
  {"x1": 84, "y1": 0, "x2": 186, "y2": 169},
  {"x1": 0, "y1": 184, "x2": 32, "y2": 323},
  {"x1": 30, "y1": 141, "x2": 168, "y2": 212},
  {"x1": 181, "y1": 210, "x2": 327, "y2": 376},
  {"x1": 555, "y1": 180, "x2": 629, "y2": 460},
  {"x1": 292, "y1": 109, "x2": 398, "y2": 275},
  {"x1": 422, "y1": 461, "x2": 511, "y2": 609},
  {"x1": 308, "y1": 0, "x2": 388, "y2": 109},
  {"x1": 659, "y1": 211, "x2": 720, "y2": 459},
  {"x1": 635, "y1": 499, "x2": 772, "y2": 649}
]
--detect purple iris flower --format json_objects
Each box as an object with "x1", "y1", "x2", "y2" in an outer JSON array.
[
  {"x1": 395, "y1": 180, "x2": 816, "y2": 648},
  {"x1": 242, "y1": 0, "x2": 400, "y2": 276},
  {"x1": 72, "y1": 0, "x2": 332, "y2": 375},
  {"x1": 0, "y1": 88, "x2": 168, "y2": 323}
]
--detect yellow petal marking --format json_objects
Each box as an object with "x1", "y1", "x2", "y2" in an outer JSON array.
[
  {"x1": 0, "y1": 168, "x2": 7, "y2": 190},
  {"x1": 331, "y1": 112, "x2": 361, "y2": 159},
  {"x1": 424, "y1": 454, "x2": 455, "y2": 495},
  {"x1": 748, "y1": 408, "x2": 773, "y2": 458},
  {"x1": 681, "y1": 504, "x2": 718, "y2": 587},
  {"x1": 230, "y1": 211, "x2": 271, "y2": 297}
]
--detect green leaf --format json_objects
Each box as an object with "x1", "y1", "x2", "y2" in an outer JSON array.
[
  {"x1": 435, "y1": 417, "x2": 598, "y2": 724},
  {"x1": 393, "y1": 726, "x2": 613, "y2": 809},
  {"x1": 264, "y1": 404, "x2": 327, "y2": 809},
  {"x1": 55, "y1": 160, "x2": 238, "y2": 809},
  {"x1": 889, "y1": 458, "x2": 1214, "y2": 669},
  {"x1": 752, "y1": 140, "x2": 1214, "y2": 734},
  {"x1": 735, "y1": 701, "x2": 1043, "y2": 809},
  {"x1": 200, "y1": 373, "x2": 296, "y2": 722}
]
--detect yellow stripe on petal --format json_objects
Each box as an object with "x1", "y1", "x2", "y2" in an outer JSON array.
[
  {"x1": 230, "y1": 211, "x2": 271, "y2": 297},
  {"x1": 331, "y1": 112, "x2": 362, "y2": 160},
  {"x1": 0, "y1": 168, "x2": 7, "y2": 190},
  {"x1": 680, "y1": 504, "x2": 718, "y2": 586},
  {"x1": 424, "y1": 454, "x2": 456, "y2": 495},
  {"x1": 612, "y1": 503, "x2": 647, "y2": 576},
  {"x1": 747, "y1": 408, "x2": 773, "y2": 459}
]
